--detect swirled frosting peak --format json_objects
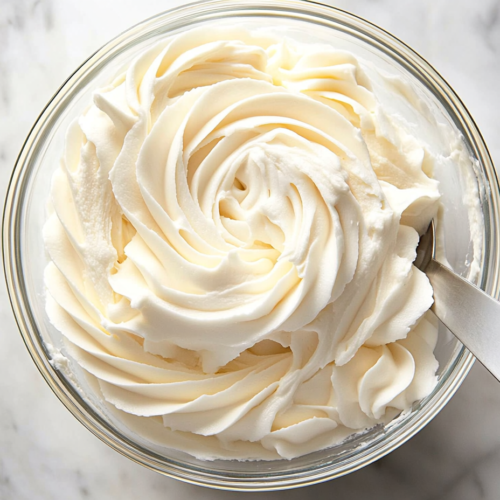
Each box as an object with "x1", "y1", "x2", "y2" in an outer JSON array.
[{"x1": 44, "y1": 27, "x2": 441, "y2": 460}]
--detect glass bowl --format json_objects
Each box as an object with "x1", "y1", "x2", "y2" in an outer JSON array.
[{"x1": 3, "y1": 0, "x2": 499, "y2": 491}]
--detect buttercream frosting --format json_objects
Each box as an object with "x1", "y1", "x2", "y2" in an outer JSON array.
[{"x1": 44, "y1": 27, "x2": 442, "y2": 460}]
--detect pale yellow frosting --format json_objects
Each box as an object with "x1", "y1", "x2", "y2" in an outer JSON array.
[{"x1": 44, "y1": 27, "x2": 441, "y2": 460}]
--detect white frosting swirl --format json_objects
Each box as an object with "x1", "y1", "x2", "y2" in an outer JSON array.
[{"x1": 44, "y1": 27, "x2": 441, "y2": 460}]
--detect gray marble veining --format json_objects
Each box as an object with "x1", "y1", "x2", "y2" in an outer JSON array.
[{"x1": 1, "y1": 1, "x2": 499, "y2": 499}]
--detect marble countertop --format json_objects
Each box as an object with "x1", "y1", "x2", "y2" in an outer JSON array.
[{"x1": 1, "y1": 0, "x2": 499, "y2": 498}]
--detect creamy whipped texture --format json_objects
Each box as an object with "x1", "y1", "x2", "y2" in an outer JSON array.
[{"x1": 44, "y1": 27, "x2": 443, "y2": 460}]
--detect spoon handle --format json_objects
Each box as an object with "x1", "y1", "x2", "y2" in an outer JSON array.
[{"x1": 426, "y1": 258, "x2": 500, "y2": 382}]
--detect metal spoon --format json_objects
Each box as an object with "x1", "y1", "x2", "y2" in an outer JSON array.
[{"x1": 415, "y1": 221, "x2": 500, "y2": 381}]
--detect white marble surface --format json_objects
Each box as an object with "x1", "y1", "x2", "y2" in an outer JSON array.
[{"x1": 1, "y1": 0, "x2": 500, "y2": 498}]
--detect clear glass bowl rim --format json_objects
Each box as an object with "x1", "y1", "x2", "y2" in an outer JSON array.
[{"x1": 3, "y1": 0, "x2": 500, "y2": 491}]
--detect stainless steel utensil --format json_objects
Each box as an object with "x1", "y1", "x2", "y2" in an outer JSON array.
[{"x1": 415, "y1": 221, "x2": 500, "y2": 381}]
